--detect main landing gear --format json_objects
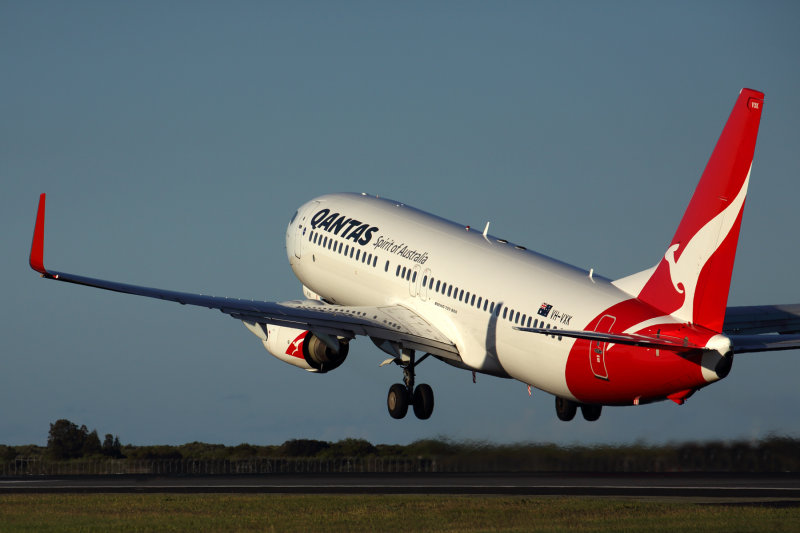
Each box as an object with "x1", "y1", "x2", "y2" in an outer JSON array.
[
  {"x1": 555, "y1": 396, "x2": 602, "y2": 422},
  {"x1": 386, "y1": 350, "x2": 434, "y2": 420}
]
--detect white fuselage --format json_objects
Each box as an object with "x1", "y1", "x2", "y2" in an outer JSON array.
[{"x1": 285, "y1": 192, "x2": 637, "y2": 401}]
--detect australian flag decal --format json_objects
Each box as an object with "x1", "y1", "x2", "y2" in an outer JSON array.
[{"x1": 538, "y1": 303, "x2": 553, "y2": 317}]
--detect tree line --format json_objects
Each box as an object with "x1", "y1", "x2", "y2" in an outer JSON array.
[{"x1": 1, "y1": 419, "x2": 798, "y2": 473}]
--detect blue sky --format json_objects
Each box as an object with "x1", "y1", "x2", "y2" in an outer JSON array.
[{"x1": 3, "y1": 1, "x2": 800, "y2": 446}]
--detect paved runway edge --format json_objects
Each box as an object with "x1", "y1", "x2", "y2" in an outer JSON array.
[{"x1": 1, "y1": 473, "x2": 799, "y2": 499}]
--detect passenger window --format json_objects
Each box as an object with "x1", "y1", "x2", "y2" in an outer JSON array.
[
  {"x1": 515, "y1": 312, "x2": 520, "y2": 323},
  {"x1": 436, "y1": 280, "x2": 441, "y2": 292},
  {"x1": 339, "y1": 242, "x2": 343, "y2": 253},
  {"x1": 470, "y1": 294, "x2": 475, "y2": 306},
  {"x1": 412, "y1": 271, "x2": 417, "y2": 282},
  {"x1": 526, "y1": 316, "x2": 532, "y2": 328},
  {"x1": 490, "y1": 302, "x2": 495, "y2": 313},
  {"x1": 396, "y1": 265, "x2": 401, "y2": 276},
  {"x1": 356, "y1": 250, "x2": 360, "y2": 261},
  {"x1": 465, "y1": 291, "x2": 470, "y2": 303},
  {"x1": 385, "y1": 261, "x2": 390, "y2": 272},
  {"x1": 373, "y1": 256, "x2": 377, "y2": 267},
  {"x1": 458, "y1": 291, "x2": 464, "y2": 302},
  {"x1": 447, "y1": 286, "x2": 452, "y2": 297},
  {"x1": 453, "y1": 287, "x2": 459, "y2": 299},
  {"x1": 401, "y1": 266, "x2": 407, "y2": 278},
  {"x1": 345, "y1": 245, "x2": 350, "y2": 255},
  {"x1": 423, "y1": 275, "x2": 428, "y2": 286},
  {"x1": 483, "y1": 299, "x2": 487, "y2": 311},
  {"x1": 502, "y1": 308, "x2": 508, "y2": 319}
]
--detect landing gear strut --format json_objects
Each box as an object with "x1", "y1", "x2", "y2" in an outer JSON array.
[
  {"x1": 386, "y1": 350, "x2": 434, "y2": 420},
  {"x1": 555, "y1": 397, "x2": 602, "y2": 422}
]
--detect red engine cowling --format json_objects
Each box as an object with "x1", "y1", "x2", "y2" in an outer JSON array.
[{"x1": 243, "y1": 322, "x2": 349, "y2": 373}]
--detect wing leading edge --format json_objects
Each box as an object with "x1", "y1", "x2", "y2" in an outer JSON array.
[{"x1": 29, "y1": 194, "x2": 459, "y2": 361}]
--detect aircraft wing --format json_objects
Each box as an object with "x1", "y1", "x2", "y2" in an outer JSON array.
[{"x1": 29, "y1": 194, "x2": 459, "y2": 362}]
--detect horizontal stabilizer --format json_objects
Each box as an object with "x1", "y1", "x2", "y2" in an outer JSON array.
[{"x1": 513, "y1": 326, "x2": 705, "y2": 351}]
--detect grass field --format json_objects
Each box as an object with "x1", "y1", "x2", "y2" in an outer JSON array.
[{"x1": 0, "y1": 494, "x2": 798, "y2": 532}]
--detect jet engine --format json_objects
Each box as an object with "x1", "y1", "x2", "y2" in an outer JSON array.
[{"x1": 243, "y1": 321, "x2": 349, "y2": 373}]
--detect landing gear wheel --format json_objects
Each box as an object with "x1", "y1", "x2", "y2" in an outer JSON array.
[
  {"x1": 581, "y1": 404, "x2": 602, "y2": 422},
  {"x1": 555, "y1": 397, "x2": 578, "y2": 421},
  {"x1": 412, "y1": 383, "x2": 434, "y2": 420},
  {"x1": 387, "y1": 383, "x2": 409, "y2": 419}
]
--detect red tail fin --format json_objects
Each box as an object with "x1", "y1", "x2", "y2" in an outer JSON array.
[{"x1": 635, "y1": 89, "x2": 764, "y2": 332}]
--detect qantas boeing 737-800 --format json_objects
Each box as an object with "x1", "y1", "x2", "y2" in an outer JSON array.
[{"x1": 29, "y1": 88, "x2": 800, "y2": 422}]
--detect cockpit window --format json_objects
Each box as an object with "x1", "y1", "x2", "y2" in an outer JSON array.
[{"x1": 290, "y1": 211, "x2": 298, "y2": 224}]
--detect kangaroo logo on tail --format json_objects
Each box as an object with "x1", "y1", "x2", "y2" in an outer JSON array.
[{"x1": 634, "y1": 89, "x2": 763, "y2": 332}]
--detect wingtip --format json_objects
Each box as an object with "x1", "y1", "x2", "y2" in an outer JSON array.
[{"x1": 30, "y1": 193, "x2": 47, "y2": 274}]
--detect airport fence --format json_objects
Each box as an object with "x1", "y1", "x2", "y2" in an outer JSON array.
[{"x1": 1, "y1": 457, "x2": 444, "y2": 476}]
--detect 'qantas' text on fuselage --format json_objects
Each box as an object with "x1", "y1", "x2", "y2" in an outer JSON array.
[{"x1": 309, "y1": 208, "x2": 379, "y2": 246}]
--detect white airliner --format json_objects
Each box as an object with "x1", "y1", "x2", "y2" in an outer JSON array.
[{"x1": 29, "y1": 88, "x2": 800, "y2": 422}]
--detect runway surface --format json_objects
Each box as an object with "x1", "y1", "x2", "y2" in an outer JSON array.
[{"x1": 2, "y1": 473, "x2": 799, "y2": 500}]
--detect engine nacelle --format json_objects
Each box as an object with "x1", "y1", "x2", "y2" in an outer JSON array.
[{"x1": 243, "y1": 321, "x2": 349, "y2": 373}]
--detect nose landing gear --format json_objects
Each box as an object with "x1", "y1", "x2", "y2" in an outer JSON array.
[{"x1": 386, "y1": 350, "x2": 434, "y2": 420}]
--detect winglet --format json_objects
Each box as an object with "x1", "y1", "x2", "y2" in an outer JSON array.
[{"x1": 30, "y1": 193, "x2": 47, "y2": 275}]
